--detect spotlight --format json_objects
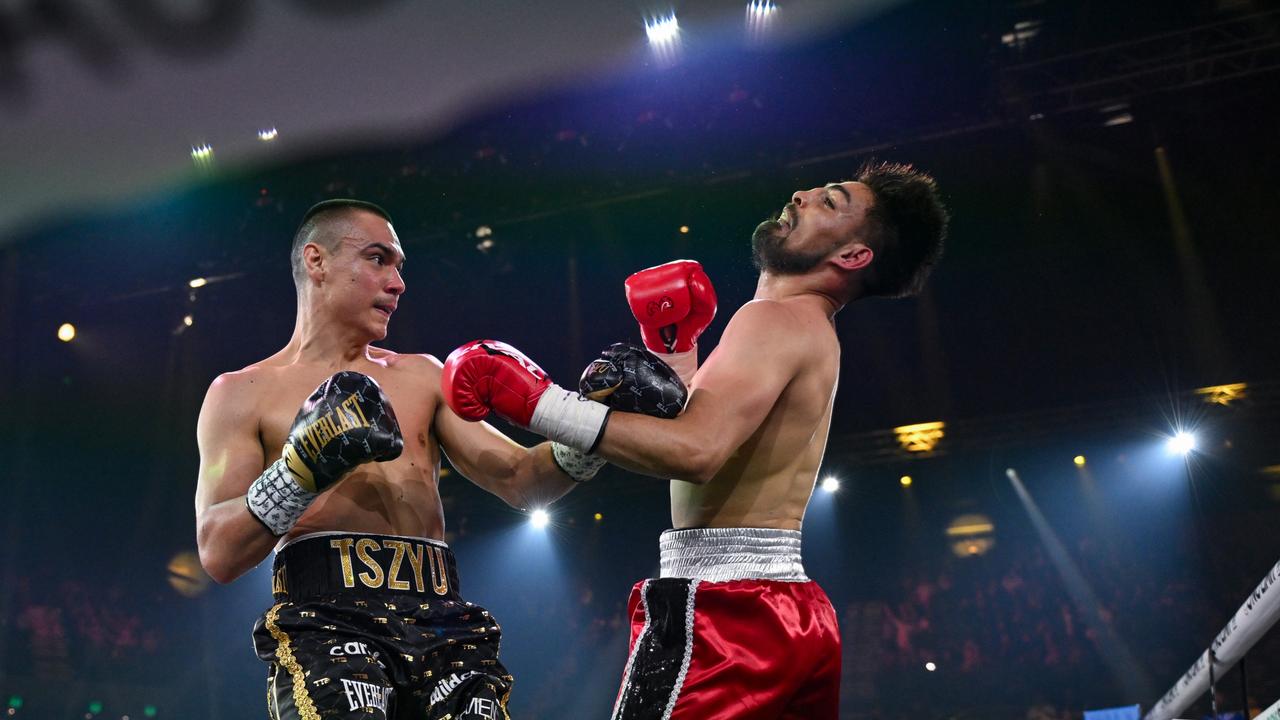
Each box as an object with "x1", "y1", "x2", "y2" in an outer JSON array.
[
  {"x1": 593, "y1": 512, "x2": 603, "y2": 522},
  {"x1": 645, "y1": 13, "x2": 679, "y2": 45},
  {"x1": 679, "y1": 225, "x2": 690, "y2": 234},
  {"x1": 257, "y1": 127, "x2": 278, "y2": 142},
  {"x1": 925, "y1": 661, "x2": 937, "y2": 672},
  {"x1": 530, "y1": 508, "x2": 550, "y2": 529},
  {"x1": 899, "y1": 475, "x2": 913, "y2": 488},
  {"x1": 190, "y1": 144, "x2": 213, "y2": 160},
  {"x1": 820, "y1": 477, "x2": 840, "y2": 493},
  {"x1": 746, "y1": 0, "x2": 778, "y2": 43},
  {"x1": 1166, "y1": 431, "x2": 1197, "y2": 456},
  {"x1": 57, "y1": 323, "x2": 76, "y2": 342},
  {"x1": 183, "y1": 315, "x2": 194, "y2": 327},
  {"x1": 1073, "y1": 455, "x2": 1086, "y2": 467},
  {"x1": 188, "y1": 277, "x2": 207, "y2": 288}
]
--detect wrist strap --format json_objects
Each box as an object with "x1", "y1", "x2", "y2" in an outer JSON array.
[
  {"x1": 246, "y1": 457, "x2": 318, "y2": 537},
  {"x1": 551, "y1": 442, "x2": 607, "y2": 483},
  {"x1": 529, "y1": 384, "x2": 611, "y2": 453},
  {"x1": 660, "y1": 347, "x2": 698, "y2": 386}
]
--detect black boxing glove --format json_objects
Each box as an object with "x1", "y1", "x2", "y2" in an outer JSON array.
[
  {"x1": 549, "y1": 344, "x2": 689, "y2": 483},
  {"x1": 579, "y1": 343, "x2": 689, "y2": 419},
  {"x1": 247, "y1": 371, "x2": 403, "y2": 535}
]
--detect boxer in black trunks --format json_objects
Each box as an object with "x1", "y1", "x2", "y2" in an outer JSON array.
[{"x1": 194, "y1": 200, "x2": 660, "y2": 719}]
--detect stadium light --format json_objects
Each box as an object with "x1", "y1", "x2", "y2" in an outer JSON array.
[
  {"x1": 645, "y1": 14, "x2": 679, "y2": 45},
  {"x1": 1166, "y1": 431, "x2": 1196, "y2": 456},
  {"x1": 530, "y1": 508, "x2": 550, "y2": 529},
  {"x1": 57, "y1": 323, "x2": 76, "y2": 342},
  {"x1": 820, "y1": 477, "x2": 840, "y2": 493}
]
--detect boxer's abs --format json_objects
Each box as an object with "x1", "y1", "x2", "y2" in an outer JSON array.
[
  {"x1": 285, "y1": 459, "x2": 448, "y2": 543},
  {"x1": 671, "y1": 358, "x2": 838, "y2": 531}
]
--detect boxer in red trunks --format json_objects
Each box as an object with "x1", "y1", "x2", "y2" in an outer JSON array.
[{"x1": 441, "y1": 162, "x2": 949, "y2": 719}]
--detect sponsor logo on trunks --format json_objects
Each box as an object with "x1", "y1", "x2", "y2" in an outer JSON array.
[
  {"x1": 463, "y1": 697, "x2": 498, "y2": 719},
  {"x1": 329, "y1": 538, "x2": 451, "y2": 595},
  {"x1": 272, "y1": 565, "x2": 287, "y2": 595},
  {"x1": 429, "y1": 670, "x2": 478, "y2": 706},
  {"x1": 340, "y1": 678, "x2": 390, "y2": 713},
  {"x1": 329, "y1": 641, "x2": 384, "y2": 666}
]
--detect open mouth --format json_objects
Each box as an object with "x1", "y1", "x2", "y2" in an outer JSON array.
[
  {"x1": 778, "y1": 207, "x2": 794, "y2": 230},
  {"x1": 374, "y1": 304, "x2": 395, "y2": 318}
]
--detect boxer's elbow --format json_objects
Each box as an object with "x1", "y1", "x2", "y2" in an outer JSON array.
[
  {"x1": 674, "y1": 439, "x2": 726, "y2": 485},
  {"x1": 197, "y1": 542, "x2": 239, "y2": 585},
  {"x1": 196, "y1": 514, "x2": 247, "y2": 584}
]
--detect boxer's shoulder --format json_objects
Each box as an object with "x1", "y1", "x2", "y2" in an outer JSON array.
[{"x1": 366, "y1": 348, "x2": 443, "y2": 388}]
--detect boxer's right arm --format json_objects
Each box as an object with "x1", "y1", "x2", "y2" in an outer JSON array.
[{"x1": 194, "y1": 373, "x2": 277, "y2": 584}]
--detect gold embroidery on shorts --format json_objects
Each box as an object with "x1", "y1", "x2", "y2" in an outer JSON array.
[
  {"x1": 265, "y1": 603, "x2": 319, "y2": 720},
  {"x1": 428, "y1": 546, "x2": 450, "y2": 595}
]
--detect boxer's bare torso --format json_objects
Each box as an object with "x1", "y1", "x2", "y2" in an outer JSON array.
[
  {"x1": 671, "y1": 297, "x2": 839, "y2": 531},
  {"x1": 195, "y1": 205, "x2": 577, "y2": 585},
  {"x1": 222, "y1": 348, "x2": 448, "y2": 543}
]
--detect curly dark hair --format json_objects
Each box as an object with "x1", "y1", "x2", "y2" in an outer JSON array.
[{"x1": 856, "y1": 161, "x2": 949, "y2": 298}]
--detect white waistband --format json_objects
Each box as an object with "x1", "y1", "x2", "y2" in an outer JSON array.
[{"x1": 659, "y1": 527, "x2": 808, "y2": 582}]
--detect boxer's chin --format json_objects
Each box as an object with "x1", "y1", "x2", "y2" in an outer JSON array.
[
  {"x1": 752, "y1": 223, "x2": 825, "y2": 276},
  {"x1": 750, "y1": 221, "x2": 783, "y2": 267}
]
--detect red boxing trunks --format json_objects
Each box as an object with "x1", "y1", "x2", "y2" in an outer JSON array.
[
  {"x1": 252, "y1": 532, "x2": 513, "y2": 720},
  {"x1": 611, "y1": 528, "x2": 840, "y2": 720}
]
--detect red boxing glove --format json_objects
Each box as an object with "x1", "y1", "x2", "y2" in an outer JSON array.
[
  {"x1": 441, "y1": 340, "x2": 550, "y2": 425},
  {"x1": 442, "y1": 339, "x2": 610, "y2": 453},
  {"x1": 625, "y1": 259, "x2": 717, "y2": 354}
]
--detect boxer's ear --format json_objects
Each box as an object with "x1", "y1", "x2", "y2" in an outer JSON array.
[
  {"x1": 831, "y1": 242, "x2": 873, "y2": 272},
  {"x1": 303, "y1": 242, "x2": 327, "y2": 283}
]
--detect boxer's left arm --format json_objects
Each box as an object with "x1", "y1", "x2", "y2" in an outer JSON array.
[
  {"x1": 421, "y1": 355, "x2": 579, "y2": 510},
  {"x1": 591, "y1": 299, "x2": 806, "y2": 483}
]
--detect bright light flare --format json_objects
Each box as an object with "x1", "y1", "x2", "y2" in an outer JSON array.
[
  {"x1": 746, "y1": 1, "x2": 778, "y2": 43},
  {"x1": 645, "y1": 14, "x2": 680, "y2": 45},
  {"x1": 188, "y1": 277, "x2": 208, "y2": 288},
  {"x1": 899, "y1": 475, "x2": 913, "y2": 488},
  {"x1": 1166, "y1": 431, "x2": 1197, "y2": 456},
  {"x1": 530, "y1": 508, "x2": 550, "y2": 529},
  {"x1": 257, "y1": 127, "x2": 278, "y2": 141},
  {"x1": 57, "y1": 323, "x2": 76, "y2": 342},
  {"x1": 820, "y1": 477, "x2": 840, "y2": 494},
  {"x1": 1073, "y1": 455, "x2": 1086, "y2": 467},
  {"x1": 925, "y1": 661, "x2": 937, "y2": 672}
]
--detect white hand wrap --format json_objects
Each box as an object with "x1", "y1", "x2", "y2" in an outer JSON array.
[
  {"x1": 528, "y1": 384, "x2": 611, "y2": 453},
  {"x1": 551, "y1": 442, "x2": 607, "y2": 483},
  {"x1": 245, "y1": 457, "x2": 317, "y2": 537},
  {"x1": 660, "y1": 346, "x2": 699, "y2": 386}
]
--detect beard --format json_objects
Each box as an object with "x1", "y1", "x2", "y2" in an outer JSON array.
[{"x1": 751, "y1": 218, "x2": 828, "y2": 275}]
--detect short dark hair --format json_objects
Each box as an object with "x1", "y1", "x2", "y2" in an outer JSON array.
[
  {"x1": 290, "y1": 199, "x2": 393, "y2": 289},
  {"x1": 855, "y1": 161, "x2": 949, "y2": 298}
]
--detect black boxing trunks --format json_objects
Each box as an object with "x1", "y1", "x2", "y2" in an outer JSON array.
[{"x1": 251, "y1": 532, "x2": 513, "y2": 720}]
